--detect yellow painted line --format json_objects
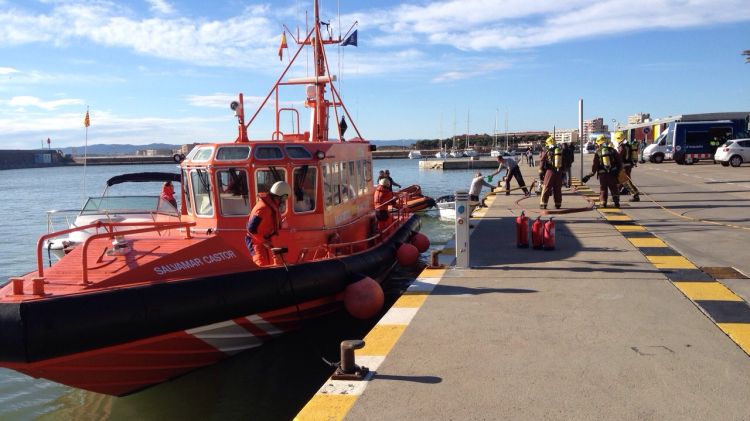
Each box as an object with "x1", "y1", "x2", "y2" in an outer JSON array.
[
  {"x1": 673, "y1": 282, "x2": 743, "y2": 302},
  {"x1": 393, "y1": 293, "x2": 428, "y2": 308},
  {"x1": 604, "y1": 214, "x2": 632, "y2": 221},
  {"x1": 441, "y1": 247, "x2": 455, "y2": 255},
  {"x1": 646, "y1": 255, "x2": 697, "y2": 269},
  {"x1": 628, "y1": 237, "x2": 668, "y2": 248},
  {"x1": 717, "y1": 323, "x2": 750, "y2": 355},
  {"x1": 359, "y1": 324, "x2": 406, "y2": 356},
  {"x1": 419, "y1": 268, "x2": 446, "y2": 278},
  {"x1": 295, "y1": 394, "x2": 356, "y2": 421},
  {"x1": 614, "y1": 224, "x2": 647, "y2": 232}
]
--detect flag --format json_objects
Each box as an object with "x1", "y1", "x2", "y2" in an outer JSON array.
[
  {"x1": 339, "y1": 116, "x2": 348, "y2": 136},
  {"x1": 278, "y1": 32, "x2": 287, "y2": 61},
  {"x1": 341, "y1": 29, "x2": 357, "y2": 47},
  {"x1": 84, "y1": 110, "x2": 90, "y2": 128}
]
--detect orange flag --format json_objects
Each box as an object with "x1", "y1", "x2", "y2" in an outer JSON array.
[
  {"x1": 84, "y1": 110, "x2": 90, "y2": 128},
  {"x1": 278, "y1": 32, "x2": 287, "y2": 61}
]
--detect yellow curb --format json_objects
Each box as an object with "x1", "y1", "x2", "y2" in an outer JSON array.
[
  {"x1": 673, "y1": 282, "x2": 743, "y2": 301},
  {"x1": 628, "y1": 237, "x2": 668, "y2": 247},
  {"x1": 419, "y1": 268, "x2": 446, "y2": 278},
  {"x1": 604, "y1": 214, "x2": 632, "y2": 221},
  {"x1": 393, "y1": 293, "x2": 428, "y2": 308},
  {"x1": 717, "y1": 323, "x2": 750, "y2": 355},
  {"x1": 295, "y1": 394, "x2": 356, "y2": 421},
  {"x1": 614, "y1": 224, "x2": 647, "y2": 232},
  {"x1": 358, "y1": 324, "x2": 406, "y2": 356},
  {"x1": 646, "y1": 255, "x2": 697, "y2": 269}
]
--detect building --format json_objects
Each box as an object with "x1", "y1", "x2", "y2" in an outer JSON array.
[
  {"x1": 553, "y1": 129, "x2": 579, "y2": 144},
  {"x1": 628, "y1": 113, "x2": 650, "y2": 124},
  {"x1": 582, "y1": 118, "x2": 608, "y2": 142}
]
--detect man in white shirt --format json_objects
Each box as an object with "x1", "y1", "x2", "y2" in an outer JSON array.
[
  {"x1": 489, "y1": 156, "x2": 530, "y2": 196},
  {"x1": 469, "y1": 171, "x2": 494, "y2": 207}
]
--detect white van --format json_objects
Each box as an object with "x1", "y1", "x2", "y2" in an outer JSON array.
[{"x1": 643, "y1": 129, "x2": 673, "y2": 163}]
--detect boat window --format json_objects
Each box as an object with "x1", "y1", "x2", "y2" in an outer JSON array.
[
  {"x1": 191, "y1": 147, "x2": 214, "y2": 162},
  {"x1": 255, "y1": 168, "x2": 287, "y2": 195},
  {"x1": 348, "y1": 160, "x2": 358, "y2": 197},
  {"x1": 190, "y1": 169, "x2": 213, "y2": 216},
  {"x1": 216, "y1": 146, "x2": 251, "y2": 161},
  {"x1": 293, "y1": 166, "x2": 316, "y2": 213},
  {"x1": 357, "y1": 160, "x2": 367, "y2": 196},
  {"x1": 340, "y1": 162, "x2": 351, "y2": 202},
  {"x1": 285, "y1": 146, "x2": 312, "y2": 159},
  {"x1": 254, "y1": 146, "x2": 284, "y2": 160},
  {"x1": 364, "y1": 159, "x2": 373, "y2": 185},
  {"x1": 182, "y1": 169, "x2": 193, "y2": 215},
  {"x1": 217, "y1": 168, "x2": 250, "y2": 216},
  {"x1": 323, "y1": 164, "x2": 341, "y2": 208}
]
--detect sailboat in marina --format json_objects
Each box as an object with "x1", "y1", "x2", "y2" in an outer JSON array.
[{"x1": 463, "y1": 108, "x2": 478, "y2": 158}]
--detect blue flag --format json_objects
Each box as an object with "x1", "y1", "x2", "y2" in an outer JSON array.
[{"x1": 342, "y1": 29, "x2": 357, "y2": 47}]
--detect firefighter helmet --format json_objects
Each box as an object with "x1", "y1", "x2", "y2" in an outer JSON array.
[
  {"x1": 545, "y1": 136, "x2": 555, "y2": 146},
  {"x1": 595, "y1": 135, "x2": 607, "y2": 146}
]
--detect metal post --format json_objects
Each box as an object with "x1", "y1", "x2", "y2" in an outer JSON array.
[
  {"x1": 454, "y1": 190, "x2": 470, "y2": 268},
  {"x1": 578, "y1": 99, "x2": 584, "y2": 180}
]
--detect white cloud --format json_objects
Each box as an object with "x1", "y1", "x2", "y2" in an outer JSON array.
[
  {"x1": 347, "y1": 0, "x2": 750, "y2": 51},
  {"x1": 0, "y1": 2, "x2": 281, "y2": 69},
  {"x1": 0, "y1": 67, "x2": 19, "y2": 75},
  {"x1": 146, "y1": 0, "x2": 175, "y2": 15},
  {"x1": 4, "y1": 95, "x2": 84, "y2": 110}
]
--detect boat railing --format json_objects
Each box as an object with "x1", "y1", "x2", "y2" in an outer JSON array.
[{"x1": 36, "y1": 220, "x2": 195, "y2": 283}]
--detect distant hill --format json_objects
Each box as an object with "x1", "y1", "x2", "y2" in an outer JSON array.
[{"x1": 61, "y1": 143, "x2": 180, "y2": 156}]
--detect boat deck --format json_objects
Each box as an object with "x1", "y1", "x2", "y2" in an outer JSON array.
[{"x1": 7, "y1": 235, "x2": 216, "y2": 297}]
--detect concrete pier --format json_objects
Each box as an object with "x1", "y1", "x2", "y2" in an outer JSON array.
[{"x1": 297, "y1": 158, "x2": 750, "y2": 420}]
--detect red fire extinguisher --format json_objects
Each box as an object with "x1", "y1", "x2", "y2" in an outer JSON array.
[
  {"x1": 516, "y1": 211, "x2": 529, "y2": 248},
  {"x1": 543, "y1": 217, "x2": 556, "y2": 250},
  {"x1": 531, "y1": 216, "x2": 544, "y2": 250}
]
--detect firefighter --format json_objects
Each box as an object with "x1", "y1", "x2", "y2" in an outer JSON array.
[
  {"x1": 615, "y1": 132, "x2": 640, "y2": 202},
  {"x1": 246, "y1": 181, "x2": 290, "y2": 266},
  {"x1": 538, "y1": 136, "x2": 563, "y2": 209},
  {"x1": 583, "y1": 135, "x2": 622, "y2": 208}
]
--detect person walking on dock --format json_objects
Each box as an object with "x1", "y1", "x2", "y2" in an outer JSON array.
[
  {"x1": 561, "y1": 143, "x2": 574, "y2": 188},
  {"x1": 538, "y1": 137, "x2": 563, "y2": 209},
  {"x1": 525, "y1": 147, "x2": 535, "y2": 167},
  {"x1": 489, "y1": 156, "x2": 529, "y2": 196}
]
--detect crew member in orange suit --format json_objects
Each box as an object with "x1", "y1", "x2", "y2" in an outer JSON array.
[
  {"x1": 246, "y1": 181, "x2": 290, "y2": 266},
  {"x1": 374, "y1": 178, "x2": 395, "y2": 233}
]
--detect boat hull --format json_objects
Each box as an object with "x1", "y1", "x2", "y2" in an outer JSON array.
[{"x1": 0, "y1": 215, "x2": 421, "y2": 395}]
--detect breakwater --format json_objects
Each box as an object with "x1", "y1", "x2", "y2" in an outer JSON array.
[{"x1": 0, "y1": 149, "x2": 70, "y2": 170}]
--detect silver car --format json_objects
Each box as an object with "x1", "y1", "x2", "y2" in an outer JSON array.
[{"x1": 714, "y1": 138, "x2": 750, "y2": 167}]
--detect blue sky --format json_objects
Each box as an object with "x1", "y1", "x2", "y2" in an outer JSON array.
[{"x1": 1, "y1": 0, "x2": 749, "y2": 149}]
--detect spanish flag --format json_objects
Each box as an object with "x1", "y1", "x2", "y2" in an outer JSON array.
[
  {"x1": 278, "y1": 32, "x2": 287, "y2": 61},
  {"x1": 84, "y1": 110, "x2": 90, "y2": 128}
]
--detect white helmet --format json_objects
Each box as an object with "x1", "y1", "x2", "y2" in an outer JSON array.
[{"x1": 269, "y1": 181, "x2": 291, "y2": 197}]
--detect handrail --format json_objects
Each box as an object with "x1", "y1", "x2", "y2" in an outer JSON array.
[{"x1": 36, "y1": 221, "x2": 195, "y2": 280}]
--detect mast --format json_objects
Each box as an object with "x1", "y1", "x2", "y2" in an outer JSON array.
[{"x1": 311, "y1": 0, "x2": 328, "y2": 142}]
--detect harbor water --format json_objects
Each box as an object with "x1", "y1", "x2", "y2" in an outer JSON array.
[{"x1": 0, "y1": 158, "x2": 491, "y2": 420}]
